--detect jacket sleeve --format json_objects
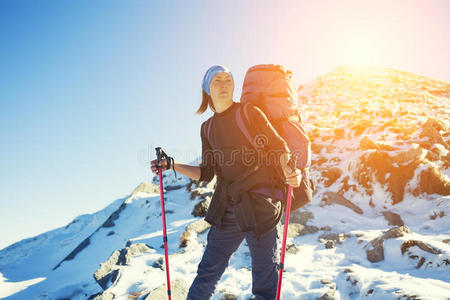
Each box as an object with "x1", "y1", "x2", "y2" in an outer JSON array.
[
  {"x1": 199, "y1": 121, "x2": 215, "y2": 182},
  {"x1": 246, "y1": 104, "x2": 291, "y2": 154}
]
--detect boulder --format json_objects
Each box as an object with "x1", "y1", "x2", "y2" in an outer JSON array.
[
  {"x1": 144, "y1": 278, "x2": 188, "y2": 300},
  {"x1": 365, "y1": 226, "x2": 412, "y2": 263},
  {"x1": 94, "y1": 243, "x2": 152, "y2": 290},
  {"x1": 382, "y1": 225, "x2": 411, "y2": 239},
  {"x1": 180, "y1": 219, "x2": 211, "y2": 248},
  {"x1": 365, "y1": 236, "x2": 384, "y2": 263}
]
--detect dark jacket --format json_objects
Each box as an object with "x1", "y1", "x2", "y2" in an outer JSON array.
[{"x1": 199, "y1": 102, "x2": 290, "y2": 238}]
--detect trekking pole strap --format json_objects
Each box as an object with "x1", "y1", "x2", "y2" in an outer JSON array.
[{"x1": 155, "y1": 147, "x2": 178, "y2": 178}]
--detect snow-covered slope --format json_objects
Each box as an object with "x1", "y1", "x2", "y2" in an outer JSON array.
[{"x1": 1, "y1": 66, "x2": 449, "y2": 300}]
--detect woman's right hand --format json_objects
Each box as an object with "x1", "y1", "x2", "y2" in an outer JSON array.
[
  {"x1": 280, "y1": 152, "x2": 302, "y2": 188},
  {"x1": 150, "y1": 158, "x2": 168, "y2": 175}
]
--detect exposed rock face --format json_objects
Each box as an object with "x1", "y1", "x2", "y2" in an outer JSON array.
[
  {"x1": 94, "y1": 243, "x2": 152, "y2": 290},
  {"x1": 321, "y1": 167, "x2": 343, "y2": 187},
  {"x1": 131, "y1": 182, "x2": 160, "y2": 196},
  {"x1": 382, "y1": 211, "x2": 404, "y2": 226},
  {"x1": 144, "y1": 278, "x2": 189, "y2": 300},
  {"x1": 400, "y1": 239, "x2": 448, "y2": 269},
  {"x1": 401, "y1": 240, "x2": 442, "y2": 255},
  {"x1": 192, "y1": 197, "x2": 211, "y2": 217},
  {"x1": 321, "y1": 192, "x2": 363, "y2": 214},
  {"x1": 413, "y1": 163, "x2": 450, "y2": 196},
  {"x1": 301, "y1": 66, "x2": 449, "y2": 207}
]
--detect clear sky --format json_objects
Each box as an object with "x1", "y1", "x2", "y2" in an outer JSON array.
[{"x1": 0, "y1": 0, "x2": 449, "y2": 250}]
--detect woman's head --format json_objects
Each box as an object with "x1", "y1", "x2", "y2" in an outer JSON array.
[{"x1": 196, "y1": 65, "x2": 234, "y2": 114}]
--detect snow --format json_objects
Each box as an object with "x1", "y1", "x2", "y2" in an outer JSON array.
[{"x1": 1, "y1": 66, "x2": 449, "y2": 299}]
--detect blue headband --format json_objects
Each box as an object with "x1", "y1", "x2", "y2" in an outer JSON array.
[{"x1": 201, "y1": 65, "x2": 233, "y2": 95}]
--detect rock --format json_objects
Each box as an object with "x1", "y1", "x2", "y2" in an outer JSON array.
[
  {"x1": 131, "y1": 182, "x2": 160, "y2": 196},
  {"x1": 364, "y1": 226, "x2": 412, "y2": 263},
  {"x1": 286, "y1": 244, "x2": 300, "y2": 254},
  {"x1": 321, "y1": 192, "x2": 363, "y2": 214},
  {"x1": 192, "y1": 198, "x2": 210, "y2": 217},
  {"x1": 221, "y1": 293, "x2": 238, "y2": 300},
  {"x1": 319, "y1": 232, "x2": 348, "y2": 244},
  {"x1": 180, "y1": 219, "x2": 211, "y2": 248},
  {"x1": 394, "y1": 147, "x2": 424, "y2": 164},
  {"x1": 343, "y1": 268, "x2": 353, "y2": 273},
  {"x1": 190, "y1": 189, "x2": 202, "y2": 200},
  {"x1": 152, "y1": 257, "x2": 164, "y2": 270},
  {"x1": 317, "y1": 280, "x2": 336, "y2": 300},
  {"x1": 179, "y1": 231, "x2": 191, "y2": 248},
  {"x1": 352, "y1": 119, "x2": 373, "y2": 136},
  {"x1": 165, "y1": 184, "x2": 185, "y2": 191},
  {"x1": 287, "y1": 224, "x2": 319, "y2": 238},
  {"x1": 401, "y1": 240, "x2": 442, "y2": 255},
  {"x1": 419, "y1": 118, "x2": 448, "y2": 149},
  {"x1": 322, "y1": 167, "x2": 343, "y2": 187},
  {"x1": 359, "y1": 136, "x2": 379, "y2": 150},
  {"x1": 414, "y1": 163, "x2": 450, "y2": 196},
  {"x1": 320, "y1": 226, "x2": 332, "y2": 231},
  {"x1": 144, "y1": 278, "x2": 188, "y2": 300},
  {"x1": 443, "y1": 239, "x2": 450, "y2": 244},
  {"x1": 366, "y1": 236, "x2": 384, "y2": 263},
  {"x1": 356, "y1": 150, "x2": 418, "y2": 204},
  {"x1": 382, "y1": 225, "x2": 411, "y2": 239},
  {"x1": 187, "y1": 219, "x2": 211, "y2": 234},
  {"x1": 320, "y1": 279, "x2": 333, "y2": 284},
  {"x1": 382, "y1": 211, "x2": 404, "y2": 226},
  {"x1": 325, "y1": 240, "x2": 335, "y2": 249},
  {"x1": 94, "y1": 243, "x2": 152, "y2": 290},
  {"x1": 289, "y1": 211, "x2": 314, "y2": 225},
  {"x1": 88, "y1": 292, "x2": 115, "y2": 300}
]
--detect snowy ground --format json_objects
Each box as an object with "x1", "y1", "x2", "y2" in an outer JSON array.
[{"x1": 1, "y1": 66, "x2": 449, "y2": 300}]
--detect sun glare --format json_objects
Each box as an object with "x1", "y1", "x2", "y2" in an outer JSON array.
[{"x1": 329, "y1": 26, "x2": 390, "y2": 68}]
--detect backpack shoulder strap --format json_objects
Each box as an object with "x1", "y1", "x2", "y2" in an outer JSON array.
[
  {"x1": 235, "y1": 103, "x2": 258, "y2": 150},
  {"x1": 201, "y1": 116, "x2": 214, "y2": 145}
]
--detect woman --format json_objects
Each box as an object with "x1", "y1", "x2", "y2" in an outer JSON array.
[{"x1": 151, "y1": 65, "x2": 301, "y2": 299}]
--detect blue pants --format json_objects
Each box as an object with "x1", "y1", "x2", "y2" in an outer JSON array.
[{"x1": 187, "y1": 206, "x2": 280, "y2": 300}]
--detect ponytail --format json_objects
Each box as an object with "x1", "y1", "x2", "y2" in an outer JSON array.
[{"x1": 196, "y1": 90, "x2": 216, "y2": 114}]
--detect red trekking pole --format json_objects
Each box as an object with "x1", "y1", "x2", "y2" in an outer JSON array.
[
  {"x1": 155, "y1": 147, "x2": 172, "y2": 300},
  {"x1": 276, "y1": 184, "x2": 293, "y2": 300}
]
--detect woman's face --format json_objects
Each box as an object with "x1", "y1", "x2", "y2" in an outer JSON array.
[{"x1": 209, "y1": 72, "x2": 234, "y2": 103}]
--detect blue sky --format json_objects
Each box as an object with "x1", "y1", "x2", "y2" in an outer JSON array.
[{"x1": 1, "y1": 0, "x2": 449, "y2": 249}]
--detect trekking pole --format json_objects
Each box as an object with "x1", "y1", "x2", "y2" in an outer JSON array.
[
  {"x1": 276, "y1": 184, "x2": 293, "y2": 300},
  {"x1": 155, "y1": 147, "x2": 172, "y2": 300}
]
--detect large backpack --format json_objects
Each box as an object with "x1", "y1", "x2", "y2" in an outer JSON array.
[
  {"x1": 239, "y1": 64, "x2": 313, "y2": 209},
  {"x1": 240, "y1": 64, "x2": 311, "y2": 169}
]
